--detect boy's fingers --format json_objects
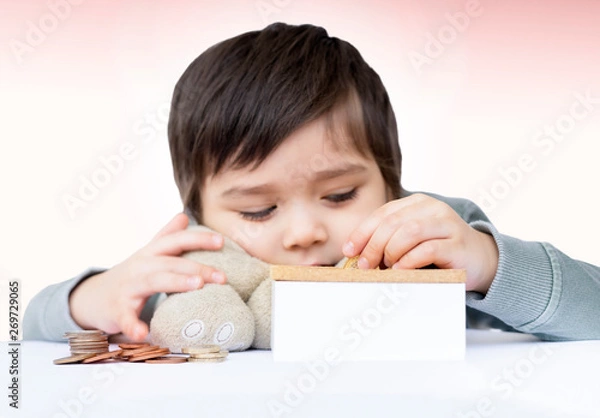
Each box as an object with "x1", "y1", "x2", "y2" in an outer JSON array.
[
  {"x1": 203, "y1": 269, "x2": 227, "y2": 284},
  {"x1": 152, "y1": 213, "x2": 189, "y2": 240},
  {"x1": 343, "y1": 198, "x2": 418, "y2": 257},
  {"x1": 344, "y1": 194, "x2": 452, "y2": 263},
  {"x1": 145, "y1": 229, "x2": 224, "y2": 256},
  {"x1": 133, "y1": 271, "x2": 226, "y2": 297},
  {"x1": 375, "y1": 216, "x2": 450, "y2": 268},
  {"x1": 343, "y1": 209, "x2": 385, "y2": 257},
  {"x1": 392, "y1": 239, "x2": 453, "y2": 270},
  {"x1": 153, "y1": 256, "x2": 228, "y2": 282},
  {"x1": 120, "y1": 314, "x2": 149, "y2": 342}
]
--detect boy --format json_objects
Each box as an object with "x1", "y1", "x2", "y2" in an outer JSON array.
[{"x1": 24, "y1": 22, "x2": 600, "y2": 343}]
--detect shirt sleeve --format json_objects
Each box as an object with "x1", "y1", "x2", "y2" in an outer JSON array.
[
  {"x1": 467, "y1": 219, "x2": 600, "y2": 341},
  {"x1": 419, "y1": 191, "x2": 600, "y2": 341},
  {"x1": 23, "y1": 268, "x2": 106, "y2": 341}
]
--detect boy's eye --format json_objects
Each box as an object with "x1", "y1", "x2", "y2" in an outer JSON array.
[
  {"x1": 325, "y1": 188, "x2": 358, "y2": 203},
  {"x1": 240, "y1": 205, "x2": 277, "y2": 221},
  {"x1": 238, "y1": 189, "x2": 356, "y2": 221}
]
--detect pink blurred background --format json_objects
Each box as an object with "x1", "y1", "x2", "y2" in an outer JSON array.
[{"x1": 1, "y1": 0, "x2": 599, "y2": 311}]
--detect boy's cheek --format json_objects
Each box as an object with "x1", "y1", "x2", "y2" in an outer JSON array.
[
  {"x1": 329, "y1": 210, "x2": 366, "y2": 246},
  {"x1": 223, "y1": 221, "x2": 266, "y2": 251}
]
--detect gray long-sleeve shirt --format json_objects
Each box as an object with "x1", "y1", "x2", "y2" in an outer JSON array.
[{"x1": 23, "y1": 192, "x2": 600, "y2": 342}]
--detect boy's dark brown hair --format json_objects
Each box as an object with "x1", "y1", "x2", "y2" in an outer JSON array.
[{"x1": 168, "y1": 22, "x2": 402, "y2": 223}]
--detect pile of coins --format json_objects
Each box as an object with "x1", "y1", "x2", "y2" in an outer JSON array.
[
  {"x1": 118, "y1": 343, "x2": 186, "y2": 364},
  {"x1": 182, "y1": 345, "x2": 229, "y2": 363},
  {"x1": 54, "y1": 331, "x2": 230, "y2": 365},
  {"x1": 63, "y1": 330, "x2": 109, "y2": 355},
  {"x1": 54, "y1": 341, "x2": 184, "y2": 365}
]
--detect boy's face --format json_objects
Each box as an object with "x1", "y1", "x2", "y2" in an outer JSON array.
[{"x1": 201, "y1": 116, "x2": 388, "y2": 266}]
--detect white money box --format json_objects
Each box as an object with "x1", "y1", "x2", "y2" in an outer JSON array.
[{"x1": 270, "y1": 266, "x2": 466, "y2": 362}]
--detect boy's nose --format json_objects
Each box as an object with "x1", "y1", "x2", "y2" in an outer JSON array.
[{"x1": 282, "y1": 208, "x2": 328, "y2": 250}]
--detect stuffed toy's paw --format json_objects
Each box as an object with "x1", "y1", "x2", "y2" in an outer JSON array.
[
  {"x1": 150, "y1": 283, "x2": 255, "y2": 352},
  {"x1": 247, "y1": 278, "x2": 272, "y2": 349}
]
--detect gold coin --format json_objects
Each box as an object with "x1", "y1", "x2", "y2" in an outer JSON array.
[
  {"x1": 69, "y1": 341, "x2": 109, "y2": 347},
  {"x1": 342, "y1": 255, "x2": 379, "y2": 270},
  {"x1": 181, "y1": 345, "x2": 221, "y2": 355},
  {"x1": 71, "y1": 345, "x2": 108, "y2": 351},
  {"x1": 145, "y1": 357, "x2": 188, "y2": 364},
  {"x1": 343, "y1": 256, "x2": 360, "y2": 269},
  {"x1": 70, "y1": 350, "x2": 109, "y2": 354},
  {"x1": 70, "y1": 347, "x2": 110, "y2": 352},
  {"x1": 189, "y1": 350, "x2": 229, "y2": 360},
  {"x1": 70, "y1": 345, "x2": 109, "y2": 351},
  {"x1": 67, "y1": 337, "x2": 108, "y2": 343},
  {"x1": 53, "y1": 353, "x2": 96, "y2": 365},
  {"x1": 187, "y1": 357, "x2": 226, "y2": 363}
]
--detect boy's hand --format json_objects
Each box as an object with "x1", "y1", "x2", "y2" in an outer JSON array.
[
  {"x1": 69, "y1": 213, "x2": 227, "y2": 341},
  {"x1": 342, "y1": 193, "x2": 499, "y2": 294}
]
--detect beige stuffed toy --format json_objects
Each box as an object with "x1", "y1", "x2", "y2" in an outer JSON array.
[
  {"x1": 150, "y1": 225, "x2": 351, "y2": 352},
  {"x1": 149, "y1": 225, "x2": 274, "y2": 352}
]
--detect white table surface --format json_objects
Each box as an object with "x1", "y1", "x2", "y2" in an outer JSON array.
[{"x1": 2, "y1": 330, "x2": 599, "y2": 418}]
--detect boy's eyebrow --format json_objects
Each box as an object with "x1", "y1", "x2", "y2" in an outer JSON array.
[
  {"x1": 221, "y1": 183, "x2": 277, "y2": 198},
  {"x1": 312, "y1": 163, "x2": 367, "y2": 181},
  {"x1": 221, "y1": 163, "x2": 367, "y2": 198}
]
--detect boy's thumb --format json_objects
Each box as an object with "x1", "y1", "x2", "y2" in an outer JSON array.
[{"x1": 121, "y1": 316, "x2": 149, "y2": 342}]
